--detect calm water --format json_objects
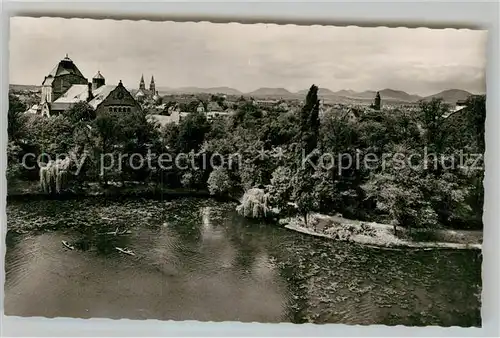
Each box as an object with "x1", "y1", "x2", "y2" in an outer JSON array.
[{"x1": 5, "y1": 197, "x2": 482, "y2": 326}]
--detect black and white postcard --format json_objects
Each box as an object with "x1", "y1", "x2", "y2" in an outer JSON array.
[{"x1": 6, "y1": 16, "x2": 486, "y2": 327}]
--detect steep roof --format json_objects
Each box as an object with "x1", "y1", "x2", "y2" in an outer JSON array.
[
  {"x1": 52, "y1": 84, "x2": 89, "y2": 104},
  {"x1": 50, "y1": 83, "x2": 134, "y2": 111},
  {"x1": 46, "y1": 55, "x2": 86, "y2": 79},
  {"x1": 88, "y1": 85, "x2": 118, "y2": 109},
  {"x1": 93, "y1": 71, "x2": 105, "y2": 80}
]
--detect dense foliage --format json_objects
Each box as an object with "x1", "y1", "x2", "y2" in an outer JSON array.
[{"x1": 7, "y1": 89, "x2": 485, "y2": 230}]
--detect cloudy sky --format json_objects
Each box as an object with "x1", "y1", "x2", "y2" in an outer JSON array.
[{"x1": 10, "y1": 16, "x2": 487, "y2": 96}]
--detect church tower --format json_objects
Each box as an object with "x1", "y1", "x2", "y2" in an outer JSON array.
[
  {"x1": 139, "y1": 74, "x2": 146, "y2": 91},
  {"x1": 92, "y1": 71, "x2": 105, "y2": 91},
  {"x1": 149, "y1": 75, "x2": 155, "y2": 95},
  {"x1": 41, "y1": 54, "x2": 87, "y2": 104}
]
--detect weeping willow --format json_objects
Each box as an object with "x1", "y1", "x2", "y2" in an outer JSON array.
[
  {"x1": 236, "y1": 188, "x2": 269, "y2": 218},
  {"x1": 39, "y1": 157, "x2": 71, "y2": 194}
]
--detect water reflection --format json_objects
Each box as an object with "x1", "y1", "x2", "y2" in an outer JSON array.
[{"x1": 5, "y1": 197, "x2": 481, "y2": 326}]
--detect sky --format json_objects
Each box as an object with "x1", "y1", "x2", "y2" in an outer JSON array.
[{"x1": 9, "y1": 16, "x2": 487, "y2": 96}]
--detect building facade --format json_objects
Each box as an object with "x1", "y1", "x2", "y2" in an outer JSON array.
[
  {"x1": 40, "y1": 54, "x2": 88, "y2": 104},
  {"x1": 135, "y1": 74, "x2": 161, "y2": 103},
  {"x1": 37, "y1": 55, "x2": 140, "y2": 117}
]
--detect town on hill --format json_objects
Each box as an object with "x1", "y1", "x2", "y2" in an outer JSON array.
[{"x1": 6, "y1": 16, "x2": 486, "y2": 329}]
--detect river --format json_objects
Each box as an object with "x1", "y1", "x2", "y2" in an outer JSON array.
[{"x1": 5, "y1": 197, "x2": 482, "y2": 326}]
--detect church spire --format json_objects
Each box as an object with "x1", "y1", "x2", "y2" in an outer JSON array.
[
  {"x1": 149, "y1": 75, "x2": 155, "y2": 93},
  {"x1": 139, "y1": 74, "x2": 145, "y2": 90}
]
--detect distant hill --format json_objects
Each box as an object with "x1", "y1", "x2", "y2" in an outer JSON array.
[
  {"x1": 422, "y1": 89, "x2": 473, "y2": 104},
  {"x1": 10, "y1": 82, "x2": 478, "y2": 107},
  {"x1": 296, "y1": 87, "x2": 336, "y2": 97},
  {"x1": 378, "y1": 88, "x2": 422, "y2": 102},
  {"x1": 166, "y1": 87, "x2": 243, "y2": 95},
  {"x1": 246, "y1": 87, "x2": 294, "y2": 98},
  {"x1": 333, "y1": 89, "x2": 362, "y2": 97},
  {"x1": 329, "y1": 89, "x2": 421, "y2": 102},
  {"x1": 352, "y1": 90, "x2": 378, "y2": 99},
  {"x1": 204, "y1": 87, "x2": 243, "y2": 95}
]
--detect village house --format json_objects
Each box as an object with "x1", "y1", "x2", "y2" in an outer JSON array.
[{"x1": 35, "y1": 54, "x2": 141, "y2": 117}]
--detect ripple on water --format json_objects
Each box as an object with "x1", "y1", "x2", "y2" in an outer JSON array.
[{"x1": 5, "y1": 198, "x2": 482, "y2": 326}]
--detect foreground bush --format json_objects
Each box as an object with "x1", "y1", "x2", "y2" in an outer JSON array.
[{"x1": 236, "y1": 188, "x2": 269, "y2": 218}]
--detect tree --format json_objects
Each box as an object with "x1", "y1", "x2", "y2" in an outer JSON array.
[
  {"x1": 268, "y1": 166, "x2": 293, "y2": 212},
  {"x1": 464, "y1": 95, "x2": 486, "y2": 152},
  {"x1": 177, "y1": 111, "x2": 209, "y2": 152},
  {"x1": 161, "y1": 122, "x2": 180, "y2": 151},
  {"x1": 8, "y1": 94, "x2": 27, "y2": 141},
  {"x1": 207, "y1": 168, "x2": 231, "y2": 196},
  {"x1": 360, "y1": 145, "x2": 440, "y2": 234},
  {"x1": 291, "y1": 166, "x2": 320, "y2": 226},
  {"x1": 299, "y1": 85, "x2": 320, "y2": 155},
  {"x1": 236, "y1": 187, "x2": 269, "y2": 218},
  {"x1": 419, "y1": 98, "x2": 449, "y2": 152},
  {"x1": 63, "y1": 101, "x2": 96, "y2": 124},
  {"x1": 371, "y1": 91, "x2": 381, "y2": 110}
]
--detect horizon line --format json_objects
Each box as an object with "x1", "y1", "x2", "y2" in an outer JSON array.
[{"x1": 8, "y1": 83, "x2": 484, "y2": 98}]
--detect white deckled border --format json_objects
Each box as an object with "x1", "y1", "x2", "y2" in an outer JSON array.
[{"x1": 1, "y1": 1, "x2": 498, "y2": 337}]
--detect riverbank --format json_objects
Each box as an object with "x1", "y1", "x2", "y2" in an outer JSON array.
[
  {"x1": 9, "y1": 180, "x2": 482, "y2": 251},
  {"x1": 5, "y1": 197, "x2": 482, "y2": 326},
  {"x1": 280, "y1": 213, "x2": 482, "y2": 250},
  {"x1": 7, "y1": 180, "x2": 219, "y2": 201}
]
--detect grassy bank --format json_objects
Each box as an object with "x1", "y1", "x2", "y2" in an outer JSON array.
[
  {"x1": 7, "y1": 180, "x2": 218, "y2": 201},
  {"x1": 280, "y1": 213, "x2": 482, "y2": 250}
]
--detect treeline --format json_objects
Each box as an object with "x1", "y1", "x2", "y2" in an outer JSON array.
[{"x1": 7, "y1": 85, "x2": 485, "y2": 231}]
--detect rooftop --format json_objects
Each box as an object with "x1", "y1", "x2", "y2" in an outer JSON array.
[
  {"x1": 93, "y1": 71, "x2": 105, "y2": 80},
  {"x1": 46, "y1": 54, "x2": 86, "y2": 79}
]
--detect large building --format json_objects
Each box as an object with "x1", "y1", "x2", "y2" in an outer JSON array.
[
  {"x1": 37, "y1": 54, "x2": 141, "y2": 117},
  {"x1": 135, "y1": 74, "x2": 161, "y2": 103}
]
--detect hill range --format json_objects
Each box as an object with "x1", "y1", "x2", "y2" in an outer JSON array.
[
  {"x1": 159, "y1": 86, "x2": 478, "y2": 105},
  {"x1": 10, "y1": 84, "x2": 479, "y2": 105}
]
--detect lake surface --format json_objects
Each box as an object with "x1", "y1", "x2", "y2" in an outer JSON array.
[{"x1": 5, "y1": 197, "x2": 482, "y2": 326}]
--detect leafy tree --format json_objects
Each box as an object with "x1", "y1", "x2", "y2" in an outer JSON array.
[
  {"x1": 8, "y1": 94, "x2": 27, "y2": 141},
  {"x1": 177, "y1": 111, "x2": 209, "y2": 152},
  {"x1": 464, "y1": 95, "x2": 486, "y2": 152},
  {"x1": 291, "y1": 166, "x2": 320, "y2": 226},
  {"x1": 360, "y1": 145, "x2": 440, "y2": 234},
  {"x1": 371, "y1": 91, "x2": 381, "y2": 110},
  {"x1": 207, "y1": 168, "x2": 231, "y2": 196},
  {"x1": 419, "y1": 98, "x2": 449, "y2": 154},
  {"x1": 161, "y1": 122, "x2": 180, "y2": 151},
  {"x1": 181, "y1": 169, "x2": 205, "y2": 189},
  {"x1": 299, "y1": 85, "x2": 320, "y2": 155},
  {"x1": 63, "y1": 101, "x2": 96, "y2": 124},
  {"x1": 27, "y1": 114, "x2": 74, "y2": 156},
  {"x1": 7, "y1": 141, "x2": 24, "y2": 181},
  {"x1": 268, "y1": 166, "x2": 293, "y2": 212}
]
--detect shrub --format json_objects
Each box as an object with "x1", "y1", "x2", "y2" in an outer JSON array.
[{"x1": 207, "y1": 168, "x2": 231, "y2": 196}]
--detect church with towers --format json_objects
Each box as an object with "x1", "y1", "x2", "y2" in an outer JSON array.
[
  {"x1": 36, "y1": 54, "x2": 141, "y2": 117},
  {"x1": 134, "y1": 74, "x2": 161, "y2": 103}
]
